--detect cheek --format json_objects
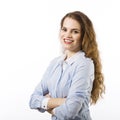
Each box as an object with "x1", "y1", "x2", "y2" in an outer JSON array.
[
  {"x1": 59, "y1": 33, "x2": 64, "y2": 39},
  {"x1": 77, "y1": 39, "x2": 81, "y2": 45},
  {"x1": 76, "y1": 35, "x2": 81, "y2": 42},
  {"x1": 59, "y1": 34, "x2": 64, "y2": 43},
  {"x1": 59, "y1": 34, "x2": 65, "y2": 43},
  {"x1": 75, "y1": 36, "x2": 81, "y2": 45}
]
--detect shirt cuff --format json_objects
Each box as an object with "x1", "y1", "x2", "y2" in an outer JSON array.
[{"x1": 41, "y1": 97, "x2": 50, "y2": 110}]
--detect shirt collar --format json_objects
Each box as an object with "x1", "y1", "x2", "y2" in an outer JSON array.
[{"x1": 58, "y1": 51, "x2": 85, "y2": 65}]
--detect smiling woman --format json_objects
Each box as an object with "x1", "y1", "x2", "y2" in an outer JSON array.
[
  {"x1": 60, "y1": 17, "x2": 82, "y2": 56},
  {"x1": 29, "y1": 11, "x2": 105, "y2": 120}
]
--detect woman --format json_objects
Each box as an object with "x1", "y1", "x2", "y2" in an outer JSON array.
[{"x1": 29, "y1": 11, "x2": 105, "y2": 120}]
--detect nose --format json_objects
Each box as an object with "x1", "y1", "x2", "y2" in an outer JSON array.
[{"x1": 65, "y1": 31, "x2": 72, "y2": 38}]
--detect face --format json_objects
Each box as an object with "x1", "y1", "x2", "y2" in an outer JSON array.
[{"x1": 60, "y1": 17, "x2": 82, "y2": 53}]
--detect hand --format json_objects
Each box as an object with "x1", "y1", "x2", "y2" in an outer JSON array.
[
  {"x1": 45, "y1": 93, "x2": 51, "y2": 98},
  {"x1": 47, "y1": 108, "x2": 54, "y2": 115}
]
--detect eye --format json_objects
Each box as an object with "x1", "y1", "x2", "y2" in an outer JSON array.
[
  {"x1": 73, "y1": 30, "x2": 79, "y2": 34},
  {"x1": 61, "y1": 27, "x2": 67, "y2": 32}
]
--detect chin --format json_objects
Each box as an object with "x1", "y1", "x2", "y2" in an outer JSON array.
[{"x1": 64, "y1": 48, "x2": 72, "y2": 51}]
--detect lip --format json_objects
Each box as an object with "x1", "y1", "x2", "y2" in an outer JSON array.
[{"x1": 63, "y1": 38, "x2": 74, "y2": 44}]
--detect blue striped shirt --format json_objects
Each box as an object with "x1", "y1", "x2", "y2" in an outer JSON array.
[{"x1": 29, "y1": 51, "x2": 94, "y2": 120}]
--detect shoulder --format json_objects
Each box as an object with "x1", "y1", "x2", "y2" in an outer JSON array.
[{"x1": 75, "y1": 52, "x2": 94, "y2": 70}]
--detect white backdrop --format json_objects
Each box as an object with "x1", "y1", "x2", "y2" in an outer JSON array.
[{"x1": 0, "y1": 0, "x2": 120, "y2": 120}]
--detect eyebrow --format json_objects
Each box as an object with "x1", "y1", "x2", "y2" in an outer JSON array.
[
  {"x1": 72, "y1": 28, "x2": 80, "y2": 31},
  {"x1": 62, "y1": 26, "x2": 80, "y2": 31}
]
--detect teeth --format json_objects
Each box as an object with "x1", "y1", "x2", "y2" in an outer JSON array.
[{"x1": 64, "y1": 39, "x2": 73, "y2": 42}]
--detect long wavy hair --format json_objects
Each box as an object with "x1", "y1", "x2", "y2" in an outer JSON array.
[{"x1": 60, "y1": 11, "x2": 105, "y2": 104}]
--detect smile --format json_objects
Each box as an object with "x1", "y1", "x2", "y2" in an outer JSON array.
[{"x1": 64, "y1": 38, "x2": 74, "y2": 44}]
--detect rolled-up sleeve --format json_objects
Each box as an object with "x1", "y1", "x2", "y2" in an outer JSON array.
[
  {"x1": 29, "y1": 82, "x2": 47, "y2": 112},
  {"x1": 29, "y1": 59, "x2": 55, "y2": 112},
  {"x1": 54, "y1": 60, "x2": 94, "y2": 119}
]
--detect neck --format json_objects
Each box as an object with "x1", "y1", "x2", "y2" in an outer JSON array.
[{"x1": 65, "y1": 50, "x2": 80, "y2": 59}]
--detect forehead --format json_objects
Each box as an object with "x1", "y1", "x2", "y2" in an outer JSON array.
[{"x1": 62, "y1": 17, "x2": 81, "y2": 29}]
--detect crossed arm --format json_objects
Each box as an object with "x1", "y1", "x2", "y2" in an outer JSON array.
[
  {"x1": 45, "y1": 94, "x2": 66, "y2": 115},
  {"x1": 30, "y1": 60, "x2": 94, "y2": 119}
]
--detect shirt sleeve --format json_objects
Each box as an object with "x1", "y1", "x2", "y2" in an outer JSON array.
[
  {"x1": 41, "y1": 97, "x2": 50, "y2": 110},
  {"x1": 54, "y1": 60, "x2": 94, "y2": 119},
  {"x1": 29, "y1": 59, "x2": 56, "y2": 113}
]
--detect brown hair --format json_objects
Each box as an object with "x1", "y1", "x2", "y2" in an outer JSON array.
[{"x1": 61, "y1": 11, "x2": 105, "y2": 104}]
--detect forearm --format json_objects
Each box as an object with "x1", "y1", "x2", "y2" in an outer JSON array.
[
  {"x1": 54, "y1": 97, "x2": 84, "y2": 119},
  {"x1": 47, "y1": 98, "x2": 66, "y2": 109}
]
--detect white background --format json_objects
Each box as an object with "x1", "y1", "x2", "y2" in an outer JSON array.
[{"x1": 0, "y1": 0, "x2": 120, "y2": 120}]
